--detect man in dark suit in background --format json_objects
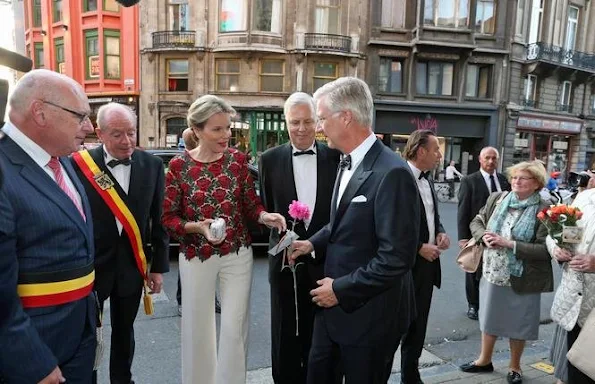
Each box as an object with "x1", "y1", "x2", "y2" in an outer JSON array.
[
  {"x1": 401, "y1": 130, "x2": 450, "y2": 384},
  {"x1": 259, "y1": 92, "x2": 340, "y2": 384},
  {"x1": 457, "y1": 146, "x2": 510, "y2": 320},
  {"x1": 291, "y1": 77, "x2": 420, "y2": 383},
  {"x1": 72, "y1": 103, "x2": 169, "y2": 384},
  {"x1": 0, "y1": 70, "x2": 96, "y2": 383}
]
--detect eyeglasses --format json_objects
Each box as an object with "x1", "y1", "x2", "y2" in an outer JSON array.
[
  {"x1": 43, "y1": 100, "x2": 90, "y2": 125},
  {"x1": 511, "y1": 176, "x2": 535, "y2": 181}
]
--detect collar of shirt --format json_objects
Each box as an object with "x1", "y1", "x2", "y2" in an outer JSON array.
[
  {"x1": 407, "y1": 161, "x2": 425, "y2": 180},
  {"x1": 2, "y1": 120, "x2": 51, "y2": 169},
  {"x1": 480, "y1": 168, "x2": 496, "y2": 180},
  {"x1": 291, "y1": 142, "x2": 317, "y2": 156},
  {"x1": 104, "y1": 146, "x2": 130, "y2": 167},
  {"x1": 346, "y1": 133, "x2": 376, "y2": 171}
]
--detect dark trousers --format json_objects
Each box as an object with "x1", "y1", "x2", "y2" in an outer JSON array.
[
  {"x1": 60, "y1": 297, "x2": 97, "y2": 384},
  {"x1": 176, "y1": 270, "x2": 182, "y2": 305},
  {"x1": 447, "y1": 179, "x2": 455, "y2": 198},
  {"x1": 465, "y1": 271, "x2": 480, "y2": 309},
  {"x1": 270, "y1": 265, "x2": 317, "y2": 384},
  {"x1": 567, "y1": 325, "x2": 595, "y2": 384},
  {"x1": 307, "y1": 312, "x2": 397, "y2": 384},
  {"x1": 401, "y1": 278, "x2": 435, "y2": 383}
]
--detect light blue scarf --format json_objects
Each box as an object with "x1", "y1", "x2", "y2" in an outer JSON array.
[{"x1": 487, "y1": 192, "x2": 541, "y2": 277}]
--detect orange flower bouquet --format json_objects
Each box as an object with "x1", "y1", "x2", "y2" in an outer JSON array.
[{"x1": 537, "y1": 204, "x2": 583, "y2": 246}]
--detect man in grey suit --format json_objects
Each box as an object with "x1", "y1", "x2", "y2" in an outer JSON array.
[
  {"x1": 0, "y1": 70, "x2": 96, "y2": 383},
  {"x1": 292, "y1": 77, "x2": 420, "y2": 383}
]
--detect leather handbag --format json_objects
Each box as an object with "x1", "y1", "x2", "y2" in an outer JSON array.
[
  {"x1": 456, "y1": 238, "x2": 483, "y2": 273},
  {"x1": 566, "y1": 307, "x2": 595, "y2": 379}
]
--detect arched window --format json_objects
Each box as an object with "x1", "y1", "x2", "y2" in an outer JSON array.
[{"x1": 165, "y1": 117, "x2": 187, "y2": 147}]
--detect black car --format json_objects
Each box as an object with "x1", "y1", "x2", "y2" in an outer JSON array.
[{"x1": 147, "y1": 149, "x2": 269, "y2": 250}]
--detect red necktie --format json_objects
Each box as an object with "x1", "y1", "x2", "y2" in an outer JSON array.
[{"x1": 47, "y1": 157, "x2": 86, "y2": 220}]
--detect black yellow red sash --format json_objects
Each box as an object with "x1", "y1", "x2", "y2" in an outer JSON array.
[
  {"x1": 18, "y1": 262, "x2": 95, "y2": 308},
  {"x1": 72, "y1": 150, "x2": 153, "y2": 315}
]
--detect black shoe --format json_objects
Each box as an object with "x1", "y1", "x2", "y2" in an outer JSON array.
[
  {"x1": 507, "y1": 371, "x2": 522, "y2": 384},
  {"x1": 467, "y1": 306, "x2": 479, "y2": 320},
  {"x1": 215, "y1": 297, "x2": 221, "y2": 314},
  {"x1": 459, "y1": 361, "x2": 494, "y2": 373}
]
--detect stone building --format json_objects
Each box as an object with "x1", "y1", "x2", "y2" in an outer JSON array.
[{"x1": 139, "y1": 0, "x2": 367, "y2": 158}]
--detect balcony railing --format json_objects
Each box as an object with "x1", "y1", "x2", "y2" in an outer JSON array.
[
  {"x1": 527, "y1": 42, "x2": 595, "y2": 72},
  {"x1": 152, "y1": 31, "x2": 196, "y2": 49},
  {"x1": 303, "y1": 33, "x2": 351, "y2": 53},
  {"x1": 521, "y1": 98, "x2": 537, "y2": 108},
  {"x1": 556, "y1": 103, "x2": 573, "y2": 113}
]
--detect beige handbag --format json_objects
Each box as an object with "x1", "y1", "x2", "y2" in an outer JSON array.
[
  {"x1": 456, "y1": 238, "x2": 484, "y2": 273},
  {"x1": 567, "y1": 308, "x2": 595, "y2": 380}
]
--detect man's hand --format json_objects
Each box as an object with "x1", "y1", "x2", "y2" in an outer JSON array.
[
  {"x1": 38, "y1": 367, "x2": 65, "y2": 384},
  {"x1": 148, "y1": 273, "x2": 163, "y2": 294},
  {"x1": 458, "y1": 239, "x2": 469, "y2": 249},
  {"x1": 290, "y1": 240, "x2": 314, "y2": 262},
  {"x1": 568, "y1": 253, "x2": 595, "y2": 273},
  {"x1": 419, "y1": 244, "x2": 441, "y2": 262},
  {"x1": 260, "y1": 212, "x2": 287, "y2": 232},
  {"x1": 310, "y1": 278, "x2": 338, "y2": 308},
  {"x1": 436, "y1": 233, "x2": 450, "y2": 250}
]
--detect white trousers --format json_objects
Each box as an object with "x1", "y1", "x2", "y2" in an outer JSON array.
[{"x1": 180, "y1": 247, "x2": 253, "y2": 384}]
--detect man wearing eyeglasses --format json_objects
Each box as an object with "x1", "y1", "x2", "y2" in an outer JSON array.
[
  {"x1": 259, "y1": 92, "x2": 340, "y2": 384},
  {"x1": 71, "y1": 103, "x2": 169, "y2": 384},
  {"x1": 0, "y1": 69, "x2": 96, "y2": 383}
]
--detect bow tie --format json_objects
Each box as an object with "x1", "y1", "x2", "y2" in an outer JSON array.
[
  {"x1": 418, "y1": 171, "x2": 430, "y2": 180},
  {"x1": 339, "y1": 155, "x2": 352, "y2": 170},
  {"x1": 293, "y1": 149, "x2": 315, "y2": 157},
  {"x1": 107, "y1": 158, "x2": 132, "y2": 167}
]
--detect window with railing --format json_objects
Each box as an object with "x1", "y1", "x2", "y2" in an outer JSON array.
[
  {"x1": 33, "y1": 0, "x2": 42, "y2": 27},
  {"x1": 169, "y1": 2, "x2": 188, "y2": 31},
  {"x1": 424, "y1": 0, "x2": 469, "y2": 29},
  {"x1": 522, "y1": 74, "x2": 538, "y2": 107},
  {"x1": 219, "y1": 0, "x2": 282, "y2": 33},
  {"x1": 528, "y1": 0, "x2": 543, "y2": 44},
  {"x1": 167, "y1": 60, "x2": 189, "y2": 91},
  {"x1": 85, "y1": 29, "x2": 99, "y2": 79},
  {"x1": 380, "y1": 0, "x2": 405, "y2": 29},
  {"x1": 565, "y1": 6, "x2": 579, "y2": 51},
  {"x1": 465, "y1": 64, "x2": 492, "y2": 98},
  {"x1": 259, "y1": 60, "x2": 284, "y2": 92},
  {"x1": 54, "y1": 38, "x2": 64, "y2": 73},
  {"x1": 313, "y1": 62, "x2": 338, "y2": 91},
  {"x1": 378, "y1": 58, "x2": 403, "y2": 93},
  {"x1": 216, "y1": 59, "x2": 240, "y2": 91},
  {"x1": 34, "y1": 42, "x2": 44, "y2": 69},
  {"x1": 104, "y1": 30, "x2": 121, "y2": 79},
  {"x1": 315, "y1": 0, "x2": 340, "y2": 34},
  {"x1": 53, "y1": 0, "x2": 62, "y2": 23},
  {"x1": 84, "y1": 0, "x2": 98, "y2": 12},
  {"x1": 252, "y1": 0, "x2": 282, "y2": 33},
  {"x1": 416, "y1": 61, "x2": 454, "y2": 96},
  {"x1": 475, "y1": 0, "x2": 496, "y2": 34}
]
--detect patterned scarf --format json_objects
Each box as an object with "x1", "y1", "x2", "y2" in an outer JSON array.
[{"x1": 487, "y1": 192, "x2": 541, "y2": 277}]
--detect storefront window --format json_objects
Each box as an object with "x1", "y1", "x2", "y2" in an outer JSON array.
[
  {"x1": 166, "y1": 117, "x2": 187, "y2": 148},
  {"x1": 513, "y1": 132, "x2": 531, "y2": 164}
]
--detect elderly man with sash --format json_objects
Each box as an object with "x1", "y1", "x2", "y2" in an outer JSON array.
[{"x1": 71, "y1": 102, "x2": 169, "y2": 384}]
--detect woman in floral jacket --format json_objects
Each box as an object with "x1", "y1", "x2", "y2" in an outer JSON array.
[{"x1": 162, "y1": 95, "x2": 286, "y2": 384}]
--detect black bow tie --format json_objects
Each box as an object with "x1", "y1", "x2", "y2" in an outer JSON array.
[
  {"x1": 107, "y1": 158, "x2": 132, "y2": 167},
  {"x1": 419, "y1": 171, "x2": 430, "y2": 180},
  {"x1": 340, "y1": 155, "x2": 352, "y2": 170},
  {"x1": 293, "y1": 149, "x2": 315, "y2": 157}
]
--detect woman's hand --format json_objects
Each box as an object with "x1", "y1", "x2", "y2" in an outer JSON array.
[
  {"x1": 552, "y1": 246, "x2": 573, "y2": 263},
  {"x1": 259, "y1": 212, "x2": 287, "y2": 233},
  {"x1": 482, "y1": 231, "x2": 514, "y2": 249},
  {"x1": 186, "y1": 219, "x2": 225, "y2": 245},
  {"x1": 568, "y1": 253, "x2": 595, "y2": 273}
]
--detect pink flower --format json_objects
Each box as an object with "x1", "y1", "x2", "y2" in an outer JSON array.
[{"x1": 288, "y1": 200, "x2": 311, "y2": 222}]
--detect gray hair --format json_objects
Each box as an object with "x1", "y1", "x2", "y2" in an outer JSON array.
[
  {"x1": 187, "y1": 95, "x2": 235, "y2": 129},
  {"x1": 480, "y1": 146, "x2": 500, "y2": 159},
  {"x1": 283, "y1": 92, "x2": 315, "y2": 123},
  {"x1": 96, "y1": 102, "x2": 136, "y2": 130},
  {"x1": 312, "y1": 77, "x2": 374, "y2": 127}
]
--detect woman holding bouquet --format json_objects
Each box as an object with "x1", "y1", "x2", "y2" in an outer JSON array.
[
  {"x1": 459, "y1": 161, "x2": 553, "y2": 384},
  {"x1": 162, "y1": 94, "x2": 286, "y2": 384},
  {"x1": 548, "y1": 186, "x2": 595, "y2": 384}
]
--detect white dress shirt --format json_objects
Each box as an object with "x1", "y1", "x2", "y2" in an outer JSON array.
[
  {"x1": 480, "y1": 168, "x2": 502, "y2": 193},
  {"x1": 104, "y1": 147, "x2": 131, "y2": 234},
  {"x1": 445, "y1": 165, "x2": 463, "y2": 180},
  {"x1": 337, "y1": 133, "x2": 377, "y2": 206},
  {"x1": 408, "y1": 161, "x2": 436, "y2": 245},
  {"x1": 2, "y1": 120, "x2": 83, "y2": 207},
  {"x1": 292, "y1": 143, "x2": 317, "y2": 229}
]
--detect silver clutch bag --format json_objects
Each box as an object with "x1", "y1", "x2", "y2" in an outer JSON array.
[{"x1": 210, "y1": 218, "x2": 226, "y2": 241}]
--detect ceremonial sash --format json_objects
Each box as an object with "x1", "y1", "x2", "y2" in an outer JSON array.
[
  {"x1": 72, "y1": 150, "x2": 154, "y2": 315},
  {"x1": 18, "y1": 262, "x2": 95, "y2": 308}
]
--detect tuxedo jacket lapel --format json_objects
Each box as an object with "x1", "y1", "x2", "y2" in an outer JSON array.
[{"x1": 283, "y1": 144, "x2": 299, "y2": 205}]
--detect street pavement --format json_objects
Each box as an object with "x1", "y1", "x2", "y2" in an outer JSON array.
[{"x1": 96, "y1": 202, "x2": 562, "y2": 383}]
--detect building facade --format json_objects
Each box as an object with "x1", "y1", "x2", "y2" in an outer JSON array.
[
  {"x1": 139, "y1": 0, "x2": 367, "y2": 159},
  {"x1": 21, "y1": 0, "x2": 140, "y2": 141},
  {"x1": 506, "y1": 0, "x2": 595, "y2": 179}
]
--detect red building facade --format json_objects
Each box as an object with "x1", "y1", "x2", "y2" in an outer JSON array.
[{"x1": 23, "y1": 0, "x2": 140, "y2": 138}]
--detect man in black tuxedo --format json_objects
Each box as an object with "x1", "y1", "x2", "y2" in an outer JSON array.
[
  {"x1": 291, "y1": 77, "x2": 420, "y2": 383},
  {"x1": 259, "y1": 92, "x2": 340, "y2": 384},
  {"x1": 457, "y1": 146, "x2": 510, "y2": 320},
  {"x1": 72, "y1": 103, "x2": 169, "y2": 384},
  {"x1": 401, "y1": 130, "x2": 450, "y2": 384}
]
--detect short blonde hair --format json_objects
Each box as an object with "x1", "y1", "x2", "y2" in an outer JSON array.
[
  {"x1": 506, "y1": 161, "x2": 547, "y2": 190},
  {"x1": 187, "y1": 95, "x2": 235, "y2": 130}
]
